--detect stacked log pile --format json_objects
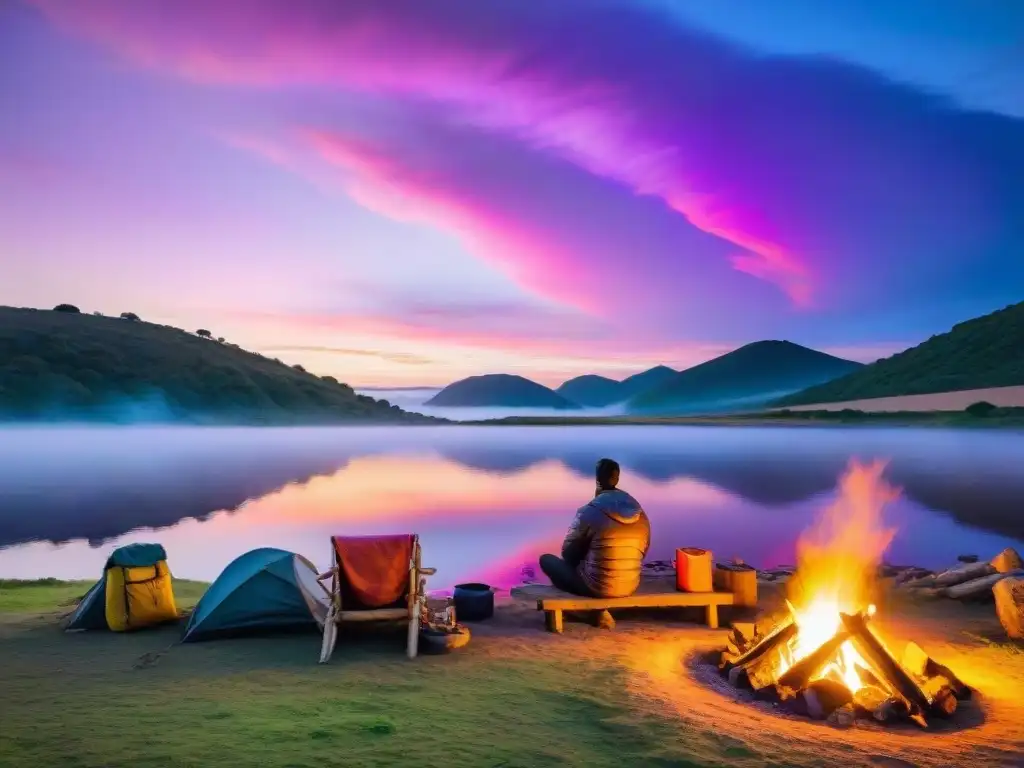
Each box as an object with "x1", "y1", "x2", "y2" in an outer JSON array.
[
  {"x1": 718, "y1": 617, "x2": 972, "y2": 727},
  {"x1": 897, "y1": 547, "x2": 1024, "y2": 602}
]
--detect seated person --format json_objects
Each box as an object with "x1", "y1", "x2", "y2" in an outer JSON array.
[{"x1": 539, "y1": 458, "x2": 651, "y2": 602}]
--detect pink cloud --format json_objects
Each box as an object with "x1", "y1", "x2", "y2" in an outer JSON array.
[
  {"x1": 25, "y1": 0, "x2": 822, "y2": 304},
  {"x1": 303, "y1": 129, "x2": 604, "y2": 313},
  {"x1": 26, "y1": 0, "x2": 1024, "y2": 339}
]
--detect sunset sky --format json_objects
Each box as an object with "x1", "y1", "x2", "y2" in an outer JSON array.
[{"x1": 2, "y1": 1, "x2": 1022, "y2": 387}]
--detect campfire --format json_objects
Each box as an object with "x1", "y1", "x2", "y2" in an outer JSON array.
[{"x1": 719, "y1": 460, "x2": 971, "y2": 727}]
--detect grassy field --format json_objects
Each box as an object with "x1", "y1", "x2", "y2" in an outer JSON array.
[
  {"x1": 4, "y1": 579, "x2": 1023, "y2": 768},
  {"x1": 0, "y1": 580, "x2": 709, "y2": 768}
]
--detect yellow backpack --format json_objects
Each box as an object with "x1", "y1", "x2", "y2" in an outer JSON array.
[{"x1": 105, "y1": 558, "x2": 178, "y2": 632}]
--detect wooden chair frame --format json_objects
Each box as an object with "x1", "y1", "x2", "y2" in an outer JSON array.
[{"x1": 318, "y1": 534, "x2": 435, "y2": 662}]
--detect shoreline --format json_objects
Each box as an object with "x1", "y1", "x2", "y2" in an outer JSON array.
[
  {"x1": 3, "y1": 408, "x2": 1024, "y2": 429},
  {"x1": 465, "y1": 407, "x2": 1024, "y2": 428}
]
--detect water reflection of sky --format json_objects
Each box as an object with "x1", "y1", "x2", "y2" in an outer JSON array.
[{"x1": 1, "y1": 426, "x2": 1023, "y2": 589}]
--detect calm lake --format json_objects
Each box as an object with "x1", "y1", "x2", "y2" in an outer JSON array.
[{"x1": 2, "y1": 425, "x2": 1023, "y2": 591}]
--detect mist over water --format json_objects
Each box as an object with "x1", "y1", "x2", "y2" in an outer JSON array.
[
  {"x1": 2, "y1": 424, "x2": 1023, "y2": 590},
  {"x1": 364, "y1": 387, "x2": 626, "y2": 423},
  {"x1": 361, "y1": 388, "x2": 629, "y2": 421}
]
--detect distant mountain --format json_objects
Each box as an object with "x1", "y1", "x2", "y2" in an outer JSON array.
[
  {"x1": 426, "y1": 374, "x2": 582, "y2": 409},
  {"x1": 629, "y1": 341, "x2": 863, "y2": 414},
  {"x1": 556, "y1": 374, "x2": 623, "y2": 407},
  {"x1": 556, "y1": 365, "x2": 678, "y2": 407},
  {"x1": 776, "y1": 301, "x2": 1024, "y2": 407},
  {"x1": 619, "y1": 365, "x2": 678, "y2": 400}
]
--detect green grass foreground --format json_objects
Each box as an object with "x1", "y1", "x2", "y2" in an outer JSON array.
[{"x1": 0, "y1": 580, "x2": 710, "y2": 768}]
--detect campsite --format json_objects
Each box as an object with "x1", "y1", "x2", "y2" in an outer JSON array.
[{"x1": 5, "y1": 555, "x2": 1024, "y2": 768}]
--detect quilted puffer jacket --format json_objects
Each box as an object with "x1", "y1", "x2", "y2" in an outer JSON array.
[{"x1": 561, "y1": 488, "x2": 651, "y2": 598}]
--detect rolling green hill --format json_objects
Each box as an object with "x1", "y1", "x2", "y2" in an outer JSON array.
[
  {"x1": 555, "y1": 365, "x2": 678, "y2": 407},
  {"x1": 555, "y1": 374, "x2": 623, "y2": 407},
  {"x1": 629, "y1": 341, "x2": 862, "y2": 414},
  {"x1": 776, "y1": 301, "x2": 1024, "y2": 407},
  {"x1": 618, "y1": 365, "x2": 678, "y2": 400},
  {"x1": 427, "y1": 373, "x2": 581, "y2": 409},
  {"x1": 0, "y1": 306, "x2": 437, "y2": 424}
]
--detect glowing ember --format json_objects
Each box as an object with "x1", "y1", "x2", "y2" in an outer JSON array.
[{"x1": 776, "y1": 460, "x2": 898, "y2": 694}]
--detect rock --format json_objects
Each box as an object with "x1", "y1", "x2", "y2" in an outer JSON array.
[
  {"x1": 958, "y1": 554, "x2": 980, "y2": 563},
  {"x1": 992, "y1": 548, "x2": 1023, "y2": 574},
  {"x1": 852, "y1": 685, "x2": 889, "y2": 717},
  {"x1": 803, "y1": 678, "x2": 853, "y2": 720},
  {"x1": 993, "y1": 574, "x2": 1024, "y2": 639},
  {"x1": 419, "y1": 624, "x2": 471, "y2": 653},
  {"x1": 727, "y1": 665, "x2": 751, "y2": 689},
  {"x1": 827, "y1": 702, "x2": 857, "y2": 727}
]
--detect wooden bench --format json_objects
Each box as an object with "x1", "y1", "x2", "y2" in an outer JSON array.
[{"x1": 511, "y1": 577, "x2": 735, "y2": 632}]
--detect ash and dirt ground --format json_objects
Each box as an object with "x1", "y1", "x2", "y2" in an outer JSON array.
[{"x1": 1, "y1": 580, "x2": 1022, "y2": 768}]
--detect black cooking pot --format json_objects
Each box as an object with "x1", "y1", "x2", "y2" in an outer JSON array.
[{"x1": 453, "y1": 582, "x2": 494, "y2": 622}]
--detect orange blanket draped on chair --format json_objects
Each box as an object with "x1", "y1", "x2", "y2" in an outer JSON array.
[{"x1": 332, "y1": 534, "x2": 414, "y2": 609}]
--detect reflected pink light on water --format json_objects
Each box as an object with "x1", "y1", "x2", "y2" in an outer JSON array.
[
  {"x1": 1, "y1": 455, "x2": 748, "y2": 586},
  {"x1": 233, "y1": 455, "x2": 737, "y2": 525}
]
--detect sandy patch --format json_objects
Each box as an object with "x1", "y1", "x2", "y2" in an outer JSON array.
[{"x1": 783, "y1": 386, "x2": 1024, "y2": 413}]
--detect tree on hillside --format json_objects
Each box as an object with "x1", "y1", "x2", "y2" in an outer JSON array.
[
  {"x1": 53, "y1": 304, "x2": 80, "y2": 313},
  {"x1": 292, "y1": 364, "x2": 306, "y2": 373},
  {"x1": 966, "y1": 401, "x2": 997, "y2": 417},
  {"x1": 92, "y1": 311, "x2": 102, "y2": 316},
  {"x1": 217, "y1": 337, "x2": 225, "y2": 343},
  {"x1": 196, "y1": 329, "x2": 212, "y2": 338},
  {"x1": 120, "y1": 312, "x2": 140, "y2": 321}
]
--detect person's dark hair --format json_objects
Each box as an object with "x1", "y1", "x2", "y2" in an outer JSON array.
[{"x1": 595, "y1": 458, "x2": 620, "y2": 490}]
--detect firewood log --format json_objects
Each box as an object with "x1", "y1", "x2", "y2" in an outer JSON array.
[
  {"x1": 994, "y1": 574, "x2": 1024, "y2": 639},
  {"x1": 934, "y1": 561, "x2": 996, "y2": 588},
  {"x1": 731, "y1": 621, "x2": 756, "y2": 644},
  {"x1": 777, "y1": 626, "x2": 854, "y2": 695},
  {"x1": 746, "y1": 651, "x2": 787, "y2": 691},
  {"x1": 900, "y1": 574, "x2": 938, "y2": 589},
  {"x1": 900, "y1": 641, "x2": 971, "y2": 700},
  {"x1": 725, "y1": 616, "x2": 797, "y2": 671},
  {"x1": 841, "y1": 612, "x2": 931, "y2": 727},
  {"x1": 900, "y1": 641, "x2": 929, "y2": 678},
  {"x1": 897, "y1": 569, "x2": 935, "y2": 587},
  {"x1": 852, "y1": 685, "x2": 889, "y2": 716},
  {"x1": 922, "y1": 678, "x2": 958, "y2": 717},
  {"x1": 992, "y1": 548, "x2": 1023, "y2": 574},
  {"x1": 944, "y1": 570, "x2": 1020, "y2": 600},
  {"x1": 873, "y1": 697, "x2": 910, "y2": 723}
]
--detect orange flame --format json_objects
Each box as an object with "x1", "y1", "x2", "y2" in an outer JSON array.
[{"x1": 777, "y1": 459, "x2": 900, "y2": 694}]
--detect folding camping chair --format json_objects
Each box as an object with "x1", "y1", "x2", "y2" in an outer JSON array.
[{"x1": 317, "y1": 533, "x2": 435, "y2": 662}]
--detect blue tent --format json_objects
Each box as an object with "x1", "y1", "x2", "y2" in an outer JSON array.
[
  {"x1": 66, "y1": 543, "x2": 170, "y2": 631},
  {"x1": 181, "y1": 548, "x2": 328, "y2": 642}
]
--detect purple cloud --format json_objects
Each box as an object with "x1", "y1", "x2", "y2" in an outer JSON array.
[{"x1": 25, "y1": 0, "x2": 1024, "y2": 340}]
